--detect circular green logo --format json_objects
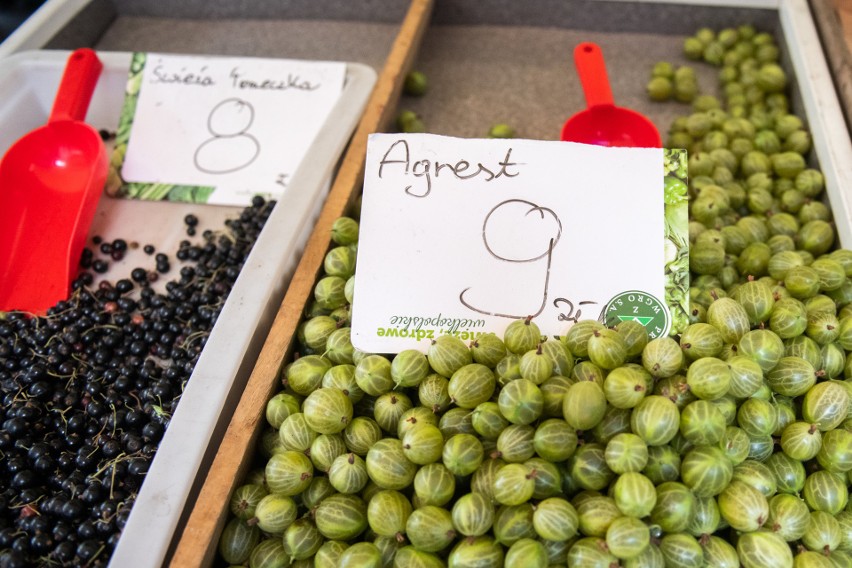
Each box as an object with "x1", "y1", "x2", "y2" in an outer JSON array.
[{"x1": 604, "y1": 290, "x2": 670, "y2": 339}]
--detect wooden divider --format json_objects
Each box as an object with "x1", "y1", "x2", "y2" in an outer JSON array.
[
  {"x1": 168, "y1": 0, "x2": 435, "y2": 565},
  {"x1": 810, "y1": 0, "x2": 852, "y2": 135}
]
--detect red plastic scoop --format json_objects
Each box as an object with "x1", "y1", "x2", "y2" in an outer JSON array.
[
  {"x1": 0, "y1": 48, "x2": 108, "y2": 314},
  {"x1": 561, "y1": 42, "x2": 661, "y2": 148}
]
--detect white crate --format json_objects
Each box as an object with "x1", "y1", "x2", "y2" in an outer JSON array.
[{"x1": 0, "y1": 49, "x2": 376, "y2": 567}]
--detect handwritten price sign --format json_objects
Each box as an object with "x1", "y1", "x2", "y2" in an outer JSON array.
[
  {"x1": 351, "y1": 133, "x2": 688, "y2": 353},
  {"x1": 114, "y1": 53, "x2": 345, "y2": 205}
]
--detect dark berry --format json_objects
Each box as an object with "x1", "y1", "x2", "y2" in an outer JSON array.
[
  {"x1": 76, "y1": 539, "x2": 101, "y2": 562},
  {"x1": 141, "y1": 421, "x2": 163, "y2": 442},
  {"x1": 0, "y1": 550, "x2": 27, "y2": 568},
  {"x1": 52, "y1": 540, "x2": 76, "y2": 562},
  {"x1": 79, "y1": 248, "x2": 94, "y2": 269},
  {"x1": 127, "y1": 458, "x2": 149, "y2": 477},
  {"x1": 11, "y1": 535, "x2": 29, "y2": 555},
  {"x1": 10, "y1": 470, "x2": 35, "y2": 488},
  {"x1": 52, "y1": 521, "x2": 72, "y2": 542},
  {"x1": 115, "y1": 278, "x2": 134, "y2": 295},
  {"x1": 30, "y1": 532, "x2": 53, "y2": 554},
  {"x1": 0, "y1": 527, "x2": 16, "y2": 547}
]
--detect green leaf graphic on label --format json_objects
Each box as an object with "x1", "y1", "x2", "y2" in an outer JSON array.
[
  {"x1": 662, "y1": 148, "x2": 690, "y2": 336},
  {"x1": 617, "y1": 316, "x2": 655, "y2": 326},
  {"x1": 664, "y1": 175, "x2": 687, "y2": 205},
  {"x1": 108, "y1": 52, "x2": 146, "y2": 198}
]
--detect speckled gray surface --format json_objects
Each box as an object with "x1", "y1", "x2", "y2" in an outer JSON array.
[
  {"x1": 43, "y1": 0, "x2": 116, "y2": 50},
  {"x1": 109, "y1": 0, "x2": 410, "y2": 22},
  {"x1": 431, "y1": 0, "x2": 777, "y2": 33},
  {"x1": 42, "y1": 0, "x2": 799, "y2": 146},
  {"x1": 396, "y1": 20, "x2": 785, "y2": 143},
  {"x1": 43, "y1": 1, "x2": 407, "y2": 71},
  {"x1": 91, "y1": 17, "x2": 399, "y2": 70}
]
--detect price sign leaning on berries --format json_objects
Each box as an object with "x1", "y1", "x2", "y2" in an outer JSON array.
[
  {"x1": 352, "y1": 133, "x2": 689, "y2": 353},
  {"x1": 112, "y1": 53, "x2": 346, "y2": 205}
]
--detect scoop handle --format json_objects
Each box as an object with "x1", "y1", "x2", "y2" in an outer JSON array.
[
  {"x1": 49, "y1": 48, "x2": 103, "y2": 123},
  {"x1": 574, "y1": 42, "x2": 613, "y2": 108}
]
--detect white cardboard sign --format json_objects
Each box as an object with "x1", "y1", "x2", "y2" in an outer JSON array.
[
  {"x1": 351, "y1": 133, "x2": 687, "y2": 354},
  {"x1": 116, "y1": 53, "x2": 346, "y2": 205}
]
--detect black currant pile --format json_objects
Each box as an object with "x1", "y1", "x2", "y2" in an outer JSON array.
[{"x1": 0, "y1": 196, "x2": 274, "y2": 567}]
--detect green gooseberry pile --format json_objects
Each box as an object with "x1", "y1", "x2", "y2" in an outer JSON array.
[{"x1": 217, "y1": 24, "x2": 852, "y2": 568}]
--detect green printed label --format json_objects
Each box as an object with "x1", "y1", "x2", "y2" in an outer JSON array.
[{"x1": 605, "y1": 290, "x2": 670, "y2": 339}]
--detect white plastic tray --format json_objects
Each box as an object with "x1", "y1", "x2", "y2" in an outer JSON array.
[{"x1": 0, "y1": 49, "x2": 376, "y2": 567}]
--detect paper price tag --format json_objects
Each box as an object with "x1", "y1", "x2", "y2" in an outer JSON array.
[
  {"x1": 110, "y1": 53, "x2": 346, "y2": 205},
  {"x1": 351, "y1": 133, "x2": 689, "y2": 353}
]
